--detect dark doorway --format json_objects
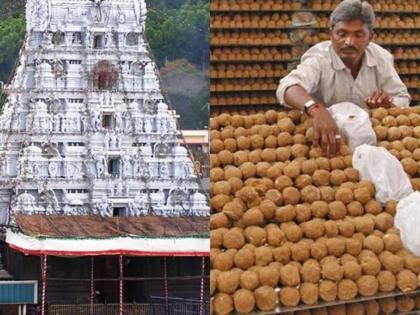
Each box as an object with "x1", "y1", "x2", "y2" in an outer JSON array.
[
  {"x1": 102, "y1": 114, "x2": 113, "y2": 128},
  {"x1": 108, "y1": 158, "x2": 120, "y2": 175},
  {"x1": 93, "y1": 35, "x2": 103, "y2": 49},
  {"x1": 113, "y1": 207, "x2": 125, "y2": 217}
]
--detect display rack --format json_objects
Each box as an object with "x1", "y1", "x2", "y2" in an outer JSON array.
[
  {"x1": 210, "y1": 1, "x2": 420, "y2": 315},
  {"x1": 210, "y1": 0, "x2": 420, "y2": 108}
]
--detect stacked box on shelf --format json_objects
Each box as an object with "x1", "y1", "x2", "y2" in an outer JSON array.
[
  {"x1": 209, "y1": 106, "x2": 420, "y2": 314},
  {"x1": 210, "y1": 0, "x2": 420, "y2": 108}
]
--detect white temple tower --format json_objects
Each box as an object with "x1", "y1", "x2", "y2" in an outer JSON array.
[{"x1": 0, "y1": 0, "x2": 209, "y2": 224}]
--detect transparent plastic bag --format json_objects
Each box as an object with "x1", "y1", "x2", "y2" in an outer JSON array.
[
  {"x1": 352, "y1": 144, "x2": 413, "y2": 203},
  {"x1": 328, "y1": 102, "x2": 376, "y2": 152},
  {"x1": 395, "y1": 192, "x2": 420, "y2": 256}
]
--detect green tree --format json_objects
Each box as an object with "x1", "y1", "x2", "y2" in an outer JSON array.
[
  {"x1": 0, "y1": 0, "x2": 25, "y2": 19},
  {"x1": 0, "y1": 16, "x2": 25, "y2": 83},
  {"x1": 146, "y1": 0, "x2": 187, "y2": 10},
  {"x1": 160, "y1": 59, "x2": 208, "y2": 129},
  {"x1": 145, "y1": 0, "x2": 209, "y2": 69}
]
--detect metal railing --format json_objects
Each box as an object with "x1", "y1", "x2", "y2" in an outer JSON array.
[{"x1": 48, "y1": 303, "x2": 209, "y2": 315}]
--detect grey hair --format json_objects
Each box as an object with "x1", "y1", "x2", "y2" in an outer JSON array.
[{"x1": 330, "y1": 0, "x2": 375, "y2": 32}]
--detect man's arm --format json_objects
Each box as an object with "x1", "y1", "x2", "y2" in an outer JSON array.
[
  {"x1": 276, "y1": 56, "x2": 322, "y2": 107},
  {"x1": 277, "y1": 57, "x2": 340, "y2": 156},
  {"x1": 284, "y1": 85, "x2": 340, "y2": 156},
  {"x1": 282, "y1": 85, "x2": 313, "y2": 111}
]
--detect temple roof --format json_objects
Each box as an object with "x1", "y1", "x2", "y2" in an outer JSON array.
[
  {"x1": 14, "y1": 215, "x2": 208, "y2": 238},
  {"x1": 6, "y1": 215, "x2": 209, "y2": 257}
]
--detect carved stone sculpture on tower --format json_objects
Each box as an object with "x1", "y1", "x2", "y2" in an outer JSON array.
[{"x1": 0, "y1": 0, "x2": 208, "y2": 224}]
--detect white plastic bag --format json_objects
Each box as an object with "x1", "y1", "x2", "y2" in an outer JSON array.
[
  {"x1": 395, "y1": 192, "x2": 420, "y2": 256},
  {"x1": 352, "y1": 144, "x2": 413, "y2": 203},
  {"x1": 328, "y1": 102, "x2": 376, "y2": 152}
]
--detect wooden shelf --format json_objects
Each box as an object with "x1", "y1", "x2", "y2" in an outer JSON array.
[
  {"x1": 211, "y1": 89, "x2": 276, "y2": 94},
  {"x1": 210, "y1": 58, "x2": 300, "y2": 63},
  {"x1": 398, "y1": 71, "x2": 420, "y2": 75},
  {"x1": 210, "y1": 101, "x2": 279, "y2": 107},
  {"x1": 210, "y1": 104, "x2": 282, "y2": 112},
  {"x1": 210, "y1": 3, "x2": 420, "y2": 109},
  {"x1": 211, "y1": 42, "x2": 293, "y2": 47},
  {"x1": 212, "y1": 101, "x2": 420, "y2": 109},
  {"x1": 213, "y1": 87, "x2": 420, "y2": 93},
  {"x1": 211, "y1": 42, "x2": 420, "y2": 47},
  {"x1": 210, "y1": 57, "x2": 420, "y2": 63},
  {"x1": 390, "y1": 57, "x2": 420, "y2": 61},
  {"x1": 211, "y1": 25, "x2": 420, "y2": 30},
  {"x1": 211, "y1": 25, "x2": 326, "y2": 30},
  {"x1": 210, "y1": 74, "x2": 286, "y2": 79},
  {"x1": 379, "y1": 42, "x2": 420, "y2": 46},
  {"x1": 211, "y1": 8, "x2": 420, "y2": 14},
  {"x1": 212, "y1": 87, "x2": 420, "y2": 93},
  {"x1": 210, "y1": 71, "x2": 419, "y2": 79},
  {"x1": 211, "y1": 87, "x2": 277, "y2": 93}
]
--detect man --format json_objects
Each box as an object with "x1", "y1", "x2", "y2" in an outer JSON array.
[{"x1": 276, "y1": 0, "x2": 410, "y2": 156}]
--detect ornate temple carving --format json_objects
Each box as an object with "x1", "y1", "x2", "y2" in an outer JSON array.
[{"x1": 0, "y1": 0, "x2": 208, "y2": 223}]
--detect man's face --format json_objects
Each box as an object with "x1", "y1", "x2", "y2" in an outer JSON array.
[{"x1": 330, "y1": 19, "x2": 373, "y2": 64}]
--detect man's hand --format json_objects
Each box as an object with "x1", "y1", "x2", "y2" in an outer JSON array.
[
  {"x1": 365, "y1": 91, "x2": 394, "y2": 109},
  {"x1": 309, "y1": 105, "x2": 340, "y2": 157}
]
